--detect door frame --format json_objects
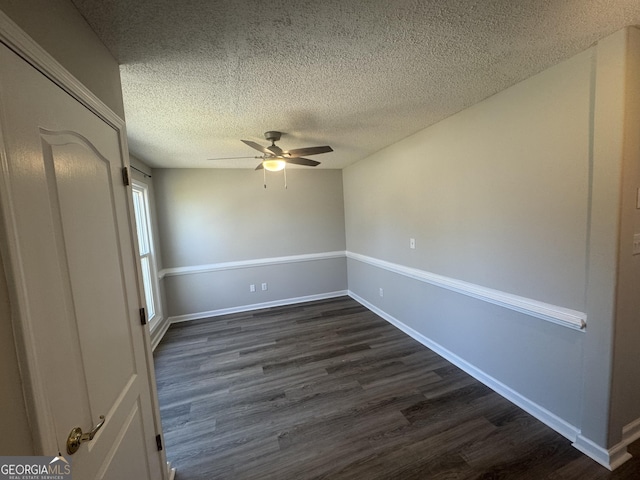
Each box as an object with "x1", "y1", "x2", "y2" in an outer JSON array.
[{"x1": 0, "y1": 10, "x2": 168, "y2": 473}]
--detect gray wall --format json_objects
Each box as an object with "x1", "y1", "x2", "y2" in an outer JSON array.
[
  {"x1": 608, "y1": 27, "x2": 640, "y2": 444},
  {"x1": 153, "y1": 168, "x2": 347, "y2": 318},
  {"x1": 4, "y1": 0, "x2": 638, "y2": 462},
  {"x1": 343, "y1": 27, "x2": 640, "y2": 452},
  {"x1": 345, "y1": 46, "x2": 591, "y2": 427},
  {"x1": 0, "y1": 0, "x2": 124, "y2": 455},
  {"x1": 579, "y1": 27, "x2": 640, "y2": 450},
  {"x1": 345, "y1": 47, "x2": 591, "y2": 310}
]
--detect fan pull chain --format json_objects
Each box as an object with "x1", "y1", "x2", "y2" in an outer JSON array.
[
  {"x1": 284, "y1": 164, "x2": 287, "y2": 189},
  {"x1": 263, "y1": 167, "x2": 267, "y2": 188}
]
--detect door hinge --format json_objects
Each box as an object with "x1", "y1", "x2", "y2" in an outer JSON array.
[
  {"x1": 139, "y1": 307, "x2": 147, "y2": 325},
  {"x1": 156, "y1": 434, "x2": 163, "y2": 451},
  {"x1": 122, "y1": 167, "x2": 130, "y2": 186}
]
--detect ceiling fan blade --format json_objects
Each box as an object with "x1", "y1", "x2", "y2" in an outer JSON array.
[
  {"x1": 285, "y1": 146, "x2": 333, "y2": 157},
  {"x1": 267, "y1": 145, "x2": 284, "y2": 156},
  {"x1": 286, "y1": 157, "x2": 321, "y2": 167},
  {"x1": 242, "y1": 139, "x2": 272, "y2": 155},
  {"x1": 255, "y1": 163, "x2": 264, "y2": 170},
  {"x1": 207, "y1": 156, "x2": 261, "y2": 161}
]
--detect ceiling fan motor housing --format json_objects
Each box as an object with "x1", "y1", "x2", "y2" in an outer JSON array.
[{"x1": 264, "y1": 131, "x2": 282, "y2": 142}]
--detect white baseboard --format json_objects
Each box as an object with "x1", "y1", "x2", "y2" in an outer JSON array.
[
  {"x1": 150, "y1": 317, "x2": 171, "y2": 351},
  {"x1": 575, "y1": 416, "x2": 640, "y2": 470},
  {"x1": 166, "y1": 461, "x2": 176, "y2": 480},
  {"x1": 348, "y1": 291, "x2": 580, "y2": 438},
  {"x1": 166, "y1": 290, "x2": 348, "y2": 325},
  {"x1": 154, "y1": 288, "x2": 635, "y2": 471},
  {"x1": 623, "y1": 416, "x2": 640, "y2": 444},
  {"x1": 572, "y1": 434, "x2": 632, "y2": 471},
  {"x1": 347, "y1": 291, "x2": 640, "y2": 471}
]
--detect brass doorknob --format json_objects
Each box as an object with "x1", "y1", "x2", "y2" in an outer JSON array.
[{"x1": 66, "y1": 415, "x2": 105, "y2": 454}]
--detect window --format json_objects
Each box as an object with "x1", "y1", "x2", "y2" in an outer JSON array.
[{"x1": 132, "y1": 181, "x2": 161, "y2": 325}]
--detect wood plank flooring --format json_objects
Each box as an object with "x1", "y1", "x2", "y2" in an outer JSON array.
[{"x1": 153, "y1": 296, "x2": 640, "y2": 479}]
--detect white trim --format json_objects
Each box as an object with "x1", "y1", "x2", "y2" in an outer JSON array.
[
  {"x1": 0, "y1": 11, "x2": 123, "y2": 131},
  {"x1": 348, "y1": 291, "x2": 581, "y2": 442},
  {"x1": 159, "y1": 251, "x2": 346, "y2": 278},
  {"x1": 575, "y1": 416, "x2": 640, "y2": 470},
  {"x1": 160, "y1": 250, "x2": 587, "y2": 330},
  {"x1": 166, "y1": 291, "x2": 348, "y2": 324},
  {"x1": 150, "y1": 317, "x2": 171, "y2": 351},
  {"x1": 622, "y1": 416, "x2": 640, "y2": 445},
  {"x1": 167, "y1": 463, "x2": 176, "y2": 480},
  {"x1": 347, "y1": 251, "x2": 587, "y2": 331},
  {"x1": 572, "y1": 434, "x2": 632, "y2": 471},
  {"x1": 132, "y1": 180, "x2": 163, "y2": 322},
  {"x1": 349, "y1": 290, "x2": 637, "y2": 471}
]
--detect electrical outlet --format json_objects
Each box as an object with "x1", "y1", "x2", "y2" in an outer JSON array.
[
  {"x1": 379, "y1": 287, "x2": 384, "y2": 297},
  {"x1": 261, "y1": 282, "x2": 268, "y2": 291},
  {"x1": 633, "y1": 234, "x2": 640, "y2": 255},
  {"x1": 250, "y1": 284, "x2": 256, "y2": 292},
  {"x1": 410, "y1": 238, "x2": 416, "y2": 249}
]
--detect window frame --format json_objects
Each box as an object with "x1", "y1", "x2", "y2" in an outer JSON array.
[{"x1": 131, "y1": 179, "x2": 162, "y2": 327}]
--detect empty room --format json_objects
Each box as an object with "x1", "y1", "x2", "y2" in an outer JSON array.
[{"x1": 1, "y1": 1, "x2": 640, "y2": 479}]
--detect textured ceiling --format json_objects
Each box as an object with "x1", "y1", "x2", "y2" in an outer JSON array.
[{"x1": 71, "y1": 0, "x2": 640, "y2": 169}]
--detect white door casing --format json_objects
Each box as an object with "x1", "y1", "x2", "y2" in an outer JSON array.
[{"x1": 0, "y1": 30, "x2": 167, "y2": 480}]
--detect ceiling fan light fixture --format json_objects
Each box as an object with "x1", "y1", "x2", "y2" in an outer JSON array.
[{"x1": 263, "y1": 159, "x2": 286, "y2": 171}]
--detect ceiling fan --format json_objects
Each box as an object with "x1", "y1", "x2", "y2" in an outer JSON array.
[{"x1": 208, "y1": 131, "x2": 333, "y2": 171}]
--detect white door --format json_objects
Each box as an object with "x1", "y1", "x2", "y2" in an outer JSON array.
[{"x1": 0, "y1": 43, "x2": 165, "y2": 479}]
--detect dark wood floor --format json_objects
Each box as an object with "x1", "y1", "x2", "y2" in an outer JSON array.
[{"x1": 153, "y1": 296, "x2": 640, "y2": 479}]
